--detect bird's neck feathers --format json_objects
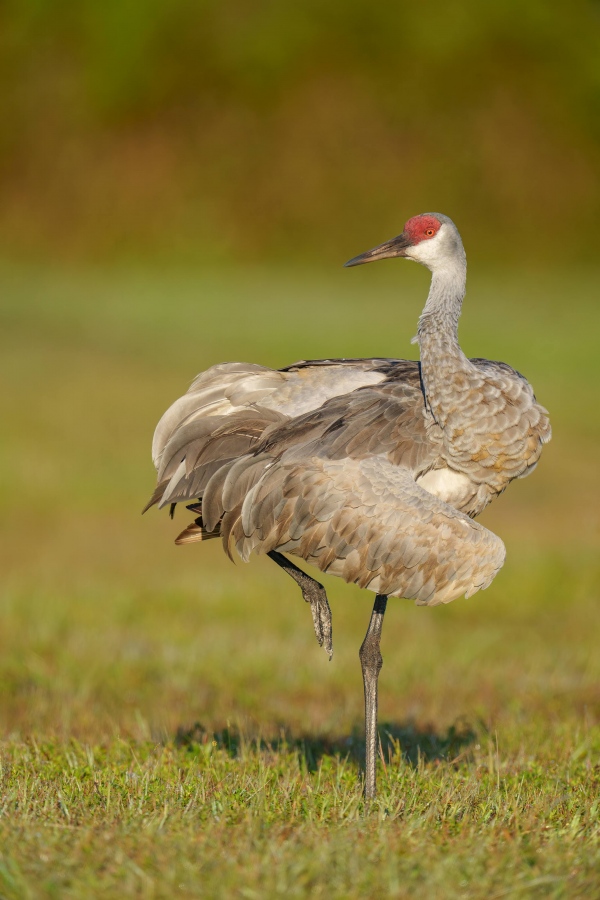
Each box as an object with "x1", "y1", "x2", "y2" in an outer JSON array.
[
  {"x1": 415, "y1": 257, "x2": 473, "y2": 426},
  {"x1": 418, "y1": 253, "x2": 467, "y2": 333}
]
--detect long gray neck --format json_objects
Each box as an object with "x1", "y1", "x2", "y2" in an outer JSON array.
[{"x1": 416, "y1": 256, "x2": 472, "y2": 427}]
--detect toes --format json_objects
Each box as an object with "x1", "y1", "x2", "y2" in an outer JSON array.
[
  {"x1": 315, "y1": 596, "x2": 333, "y2": 660},
  {"x1": 321, "y1": 614, "x2": 333, "y2": 660},
  {"x1": 323, "y1": 631, "x2": 333, "y2": 661},
  {"x1": 302, "y1": 584, "x2": 333, "y2": 659},
  {"x1": 310, "y1": 602, "x2": 325, "y2": 646}
]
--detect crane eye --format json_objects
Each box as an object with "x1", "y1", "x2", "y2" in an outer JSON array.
[{"x1": 425, "y1": 228, "x2": 435, "y2": 236}]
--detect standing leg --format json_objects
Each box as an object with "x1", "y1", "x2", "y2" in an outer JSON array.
[
  {"x1": 359, "y1": 594, "x2": 388, "y2": 800},
  {"x1": 267, "y1": 550, "x2": 333, "y2": 659}
]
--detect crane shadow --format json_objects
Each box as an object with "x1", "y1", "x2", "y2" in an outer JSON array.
[{"x1": 174, "y1": 718, "x2": 477, "y2": 772}]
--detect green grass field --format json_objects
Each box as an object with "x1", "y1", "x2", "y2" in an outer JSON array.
[{"x1": 0, "y1": 261, "x2": 599, "y2": 897}]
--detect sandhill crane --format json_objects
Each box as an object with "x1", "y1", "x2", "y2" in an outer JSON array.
[{"x1": 146, "y1": 213, "x2": 551, "y2": 799}]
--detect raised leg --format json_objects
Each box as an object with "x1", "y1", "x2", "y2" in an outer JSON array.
[
  {"x1": 267, "y1": 550, "x2": 333, "y2": 659},
  {"x1": 359, "y1": 594, "x2": 388, "y2": 800}
]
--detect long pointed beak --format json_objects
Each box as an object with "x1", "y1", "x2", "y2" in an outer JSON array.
[{"x1": 344, "y1": 232, "x2": 412, "y2": 267}]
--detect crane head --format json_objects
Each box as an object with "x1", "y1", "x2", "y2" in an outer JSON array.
[{"x1": 344, "y1": 213, "x2": 463, "y2": 270}]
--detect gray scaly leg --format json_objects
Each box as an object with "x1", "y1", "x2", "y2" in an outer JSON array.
[
  {"x1": 359, "y1": 594, "x2": 388, "y2": 799},
  {"x1": 267, "y1": 550, "x2": 333, "y2": 659}
]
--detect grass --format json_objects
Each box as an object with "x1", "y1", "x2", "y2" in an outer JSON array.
[{"x1": 0, "y1": 259, "x2": 599, "y2": 897}]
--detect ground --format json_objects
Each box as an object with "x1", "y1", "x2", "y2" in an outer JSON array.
[{"x1": 0, "y1": 261, "x2": 598, "y2": 897}]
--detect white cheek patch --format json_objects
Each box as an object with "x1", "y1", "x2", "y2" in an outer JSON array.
[{"x1": 407, "y1": 226, "x2": 446, "y2": 264}]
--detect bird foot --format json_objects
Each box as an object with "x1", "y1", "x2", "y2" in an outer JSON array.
[{"x1": 302, "y1": 582, "x2": 333, "y2": 660}]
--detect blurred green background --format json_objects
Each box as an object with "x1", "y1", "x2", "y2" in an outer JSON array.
[
  {"x1": 0, "y1": 0, "x2": 598, "y2": 262},
  {"x1": 1, "y1": 0, "x2": 599, "y2": 802},
  {"x1": 1, "y1": 3, "x2": 600, "y2": 896}
]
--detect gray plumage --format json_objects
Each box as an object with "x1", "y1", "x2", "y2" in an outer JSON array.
[
  {"x1": 148, "y1": 226, "x2": 549, "y2": 605},
  {"x1": 146, "y1": 212, "x2": 551, "y2": 798}
]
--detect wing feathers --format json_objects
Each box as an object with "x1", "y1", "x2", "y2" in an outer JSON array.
[
  {"x1": 223, "y1": 454, "x2": 505, "y2": 605},
  {"x1": 147, "y1": 357, "x2": 520, "y2": 606}
]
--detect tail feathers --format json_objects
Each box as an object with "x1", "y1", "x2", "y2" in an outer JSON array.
[
  {"x1": 175, "y1": 517, "x2": 221, "y2": 545},
  {"x1": 142, "y1": 479, "x2": 170, "y2": 514}
]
